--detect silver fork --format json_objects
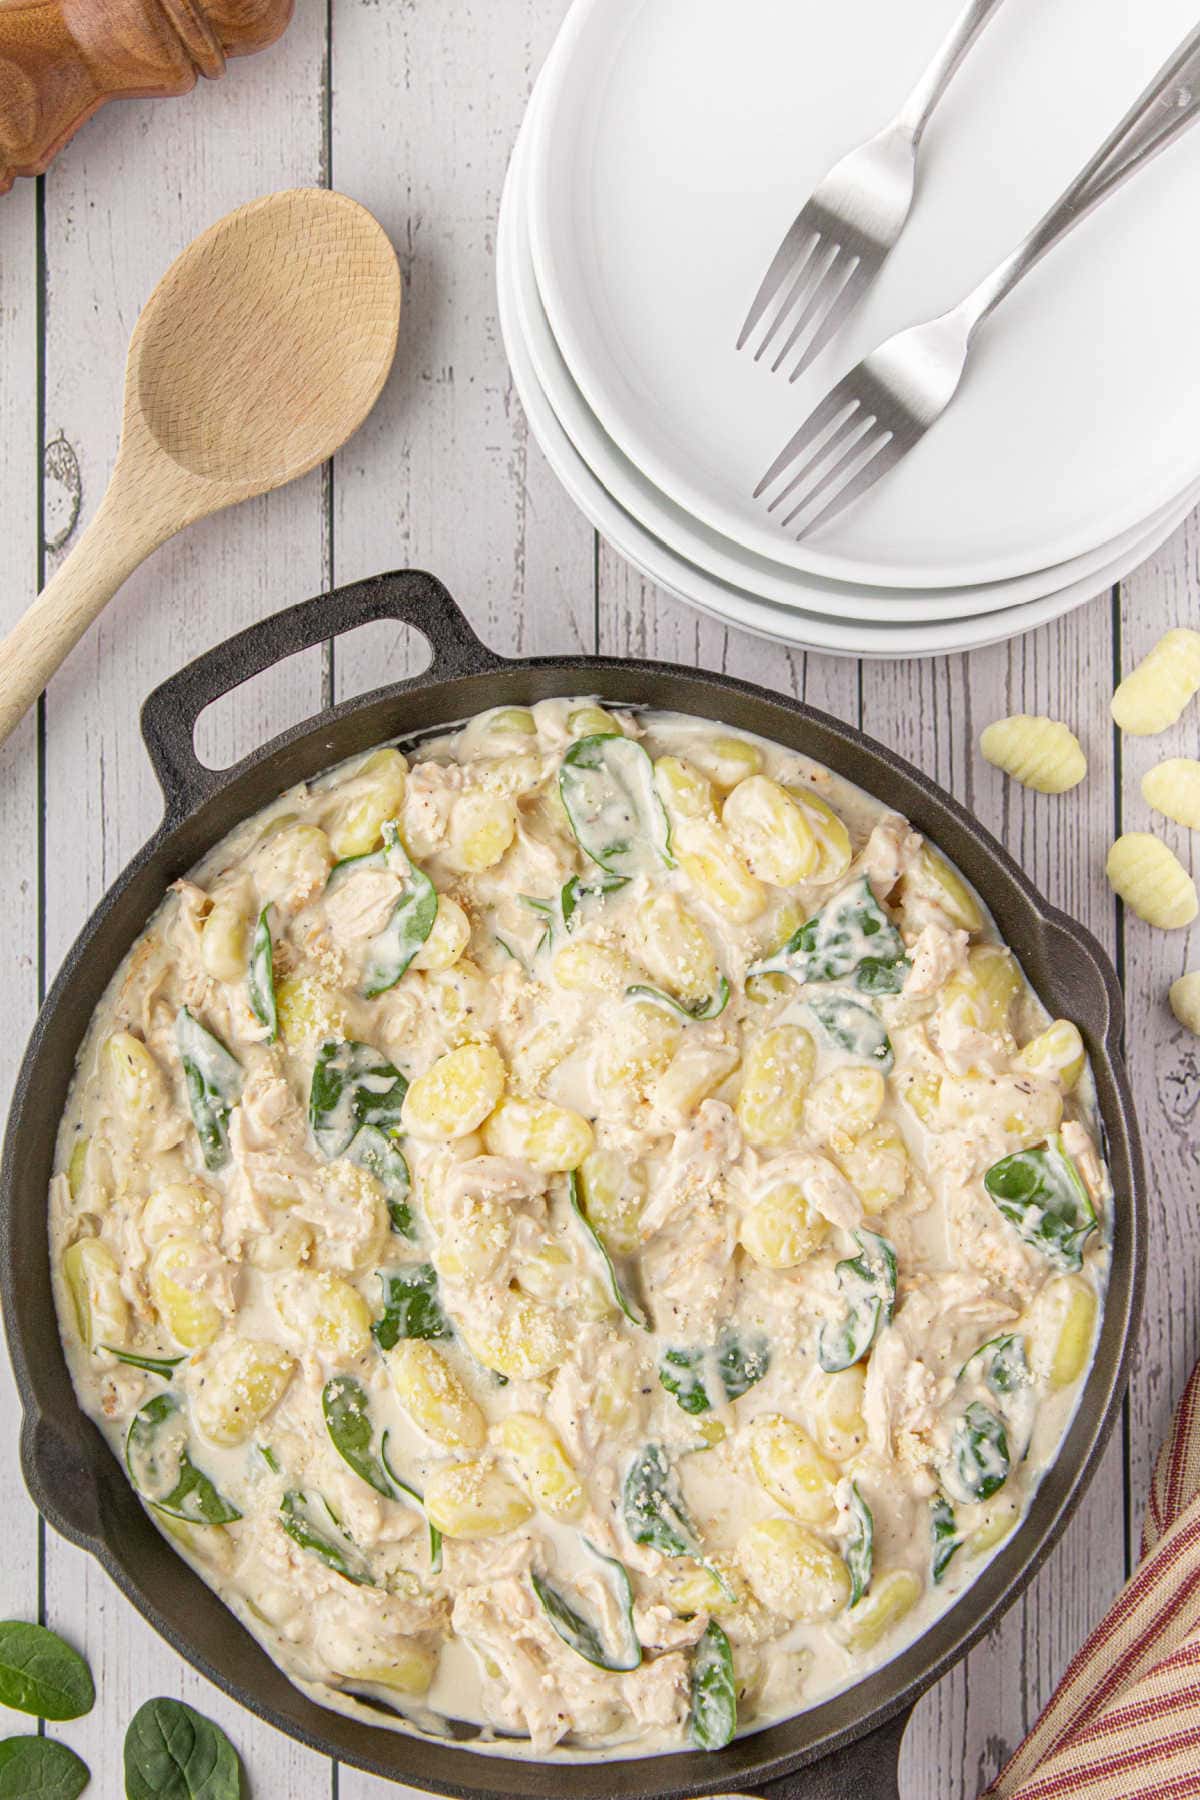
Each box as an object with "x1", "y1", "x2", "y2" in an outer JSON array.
[
  {"x1": 756, "y1": 23, "x2": 1200, "y2": 540},
  {"x1": 737, "y1": 0, "x2": 1008, "y2": 380}
]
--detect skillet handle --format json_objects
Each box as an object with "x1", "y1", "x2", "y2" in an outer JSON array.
[
  {"x1": 140, "y1": 569, "x2": 501, "y2": 817},
  {"x1": 744, "y1": 1707, "x2": 912, "y2": 1800}
]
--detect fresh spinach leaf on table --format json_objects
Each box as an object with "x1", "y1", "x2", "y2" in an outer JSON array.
[
  {"x1": 0, "y1": 1621, "x2": 94, "y2": 1720},
  {"x1": 123, "y1": 1696, "x2": 241, "y2": 1800}
]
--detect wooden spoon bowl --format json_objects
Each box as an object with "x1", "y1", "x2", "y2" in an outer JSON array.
[{"x1": 0, "y1": 187, "x2": 401, "y2": 747}]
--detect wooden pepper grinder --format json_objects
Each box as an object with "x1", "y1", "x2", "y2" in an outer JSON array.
[{"x1": 0, "y1": 0, "x2": 295, "y2": 194}]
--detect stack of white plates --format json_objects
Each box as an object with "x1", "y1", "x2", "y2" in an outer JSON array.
[{"x1": 498, "y1": 0, "x2": 1200, "y2": 658}]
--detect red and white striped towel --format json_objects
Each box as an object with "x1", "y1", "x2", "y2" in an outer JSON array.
[{"x1": 985, "y1": 1363, "x2": 1200, "y2": 1798}]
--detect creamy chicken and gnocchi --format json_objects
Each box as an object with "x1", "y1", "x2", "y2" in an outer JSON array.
[{"x1": 51, "y1": 701, "x2": 1111, "y2": 1760}]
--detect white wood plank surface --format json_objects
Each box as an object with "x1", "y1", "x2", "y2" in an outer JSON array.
[
  {"x1": 0, "y1": 1, "x2": 1194, "y2": 1793},
  {"x1": 33, "y1": 13, "x2": 338, "y2": 1796},
  {"x1": 0, "y1": 177, "x2": 46, "y2": 1735}
]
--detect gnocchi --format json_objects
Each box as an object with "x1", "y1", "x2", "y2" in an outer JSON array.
[
  {"x1": 1106, "y1": 832, "x2": 1198, "y2": 928},
  {"x1": 1111, "y1": 627, "x2": 1200, "y2": 735},
  {"x1": 1142, "y1": 757, "x2": 1200, "y2": 830},
  {"x1": 979, "y1": 715, "x2": 1086, "y2": 793}
]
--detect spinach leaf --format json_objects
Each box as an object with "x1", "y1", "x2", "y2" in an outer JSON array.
[
  {"x1": 101, "y1": 1348, "x2": 185, "y2": 1378},
  {"x1": 931, "y1": 1496, "x2": 961, "y2": 1584},
  {"x1": 622, "y1": 1444, "x2": 703, "y2": 1560},
  {"x1": 347, "y1": 1123, "x2": 413, "y2": 1237},
  {"x1": 519, "y1": 873, "x2": 629, "y2": 954},
  {"x1": 278, "y1": 1491, "x2": 373, "y2": 1586},
  {"x1": 0, "y1": 1622, "x2": 94, "y2": 1720},
  {"x1": 984, "y1": 1136, "x2": 1097, "y2": 1272},
  {"x1": 560, "y1": 872, "x2": 630, "y2": 927},
  {"x1": 659, "y1": 1333, "x2": 770, "y2": 1415},
  {"x1": 807, "y1": 995, "x2": 894, "y2": 1072},
  {"x1": 379, "y1": 1436, "x2": 443, "y2": 1574},
  {"x1": 175, "y1": 1008, "x2": 241, "y2": 1172},
  {"x1": 246, "y1": 906, "x2": 277, "y2": 1041},
  {"x1": 958, "y1": 1333, "x2": 1030, "y2": 1398},
  {"x1": 846, "y1": 1482, "x2": 874, "y2": 1607},
  {"x1": 309, "y1": 1040, "x2": 407, "y2": 1160},
  {"x1": 818, "y1": 1229, "x2": 897, "y2": 1373},
  {"x1": 0, "y1": 1736, "x2": 89, "y2": 1799},
  {"x1": 372, "y1": 1265, "x2": 451, "y2": 1350},
  {"x1": 125, "y1": 1396, "x2": 240, "y2": 1526},
  {"x1": 559, "y1": 734, "x2": 673, "y2": 877},
  {"x1": 569, "y1": 1172, "x2": 648, "y2": 1330},
  {"x1": 625, "y1": 976, "x2": 730, "y2": 1022},
  {"x1": 123, "y1": 1696, "x2": 241, "y2": 1800},
  {"x1": 531, "y1": 1540, "x2": 642, "y2": 1672},
  {"x1": 952, "y1": 1402, "x2": 1011, "y2": 1502},
  {"x1": 323, "y1": 1378, "x2": 397, "y2": 1500},
  {"x1": 327, "y1": 824, "x2": 438, "y2": 997},
  {"x1": 747, "y1": 878, "x2": 908, "y2": 994},
  {"x1": 688, "y1": 1620, "x2": 736, "y2": 1752}
]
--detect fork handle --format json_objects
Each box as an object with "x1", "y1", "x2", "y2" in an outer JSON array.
[
  {"x1": 966, "y1": 24, "x2": 1200, "y2": 326},
  {"x1": 894, "y1": 0, "x2": 1008, "y2": 145}
]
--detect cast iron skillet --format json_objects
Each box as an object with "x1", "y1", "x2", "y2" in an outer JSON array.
[{"x1": 2, "y1": 571, "x2": 1143, "y2": 1800}]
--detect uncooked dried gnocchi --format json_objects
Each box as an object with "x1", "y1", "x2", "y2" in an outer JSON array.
[
  {"x1": 979, "y1": 715, "x2": 1086, "y2": 793},
  {"x1": 1105, "y1": 832, "x2": 1198, "y2": 928},
  {"x1": 1142, "y1": 758, "x2": 1200, "y2": 830},
  {"x1": 1112, "y1": 628, "x2": 1200, "y2": 735}
]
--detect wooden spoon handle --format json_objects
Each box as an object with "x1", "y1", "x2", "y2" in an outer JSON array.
[{"x1": 0, "y1": 484, "x2": 165, "y2": 746}]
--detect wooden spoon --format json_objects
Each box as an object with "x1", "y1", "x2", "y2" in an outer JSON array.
[{"x1": 0, "y1": 187, "x2": 401, "y2": 748}]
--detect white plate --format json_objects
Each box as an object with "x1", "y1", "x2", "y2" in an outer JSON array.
[
  {"x1": 500, "y1": 128, "x2": 1197, "y2": 658},
  {"x1": 510, "y1": 86, "x2": 1194, "y2": 624},
  {"x1": 527, "y1": 0, "x2": 1200, "y2": 589}
]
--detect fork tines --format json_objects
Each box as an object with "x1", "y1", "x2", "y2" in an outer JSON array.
[
  {"x1": 737, "y1": 208, "x2": 873, "y2": 381},
  {"x1": 754, "y1": 367, "x2": 906, "y2": 539}
]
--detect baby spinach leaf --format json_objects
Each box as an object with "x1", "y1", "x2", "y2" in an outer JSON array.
[
  {"x1": 123, "y1": 1695, "x2": 241, "y2": 1800},
  {"x1": 688, "y1": 1620, "x2": 736, "y2": 1751},
  {"x1": 560, "y1": 872, "x2": 630, "y2": 928},
  {"x1": 952, "y1": 1402, "x2": 1011, "y2": 1503},
  {"x1": 625, "y1": 976, "x2": 730, "y2": 1022},
  {"x1": 347, "y1": 1123, "x2": 413, "y2": 1237},
  {"x1": 559, "y1": 734, "x2": 673, "y2": 877},
  {"x1": 531, "y1": 1540, "x2": 642, "y2": 1672},
  {"x1": 958, "y1": 1332, "x2": 1030, "y2": 1398},
  {"x1": 659, "y1": 1333, "x2": 770, "y2": 1415},
  {"x1": 931, "y1": 1497, "x2": 962, "y2": 1584},
  {"x1": 0, "y1": 1622, "x2": 94, "y2": 1720},
  {"x1": 364, "y1": 827, "x2": 439, "y2": 997},
  {"x1": 323, "y1": 1378, "x2": 397, "y2": 1500},
  {"x1": 984, "y1": 1137, "x2": 1097, "y2": 1272},
  {"x1": 175, "y1": 1008, "x2": 242, "y2": 1172},
  {"x1": 622, "y1": 1444, "x2": 702, "y2": 1561},
  {"x1": 748, "y1": 878, "x2": 907, "y2": 994},
  {"x1": 101, "y1": 1348, "x2": 185, "y2": 1378},
  {"x1": 807, "y1": 995, "x2": 894, "y2": 1072},
  {"x1": 278, "y1": 1491, "x2": 373, "y2": 1586},
  {"x1": 569, "y1": 1172, "x2": 648, "y2": 1330},
  {"x1": 519, "y1": 873, "x2": 629, "y2": 955},
  {"x1": 818, "y1": 1229, "x2": 897, "y2": 1373},
  {"x1": 372, "y1": 1264, "x2": 451, "y2": 1350},
  {"x1": 327, "y1": 824, "x2": 438, "y2": 997},
  {"x1": 246, "y1": 906, "x2": 277, "y2": 1041},
  {"x1": 380, "y1": 1436, "x2": 443, "y2": 1573},
  {"x1": 125, "y1": 1395, "x2": 241, "y2": 1526},
  {"x1": 309, "y1": 1040, "x2": 407, "y2": 1159},
  {"x1": 0, "y1": 1735, "x2": 89, "y2": 1799},
  {"x1": 846, "y1": 1483, "x2": 874, "y2": 1607}
]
